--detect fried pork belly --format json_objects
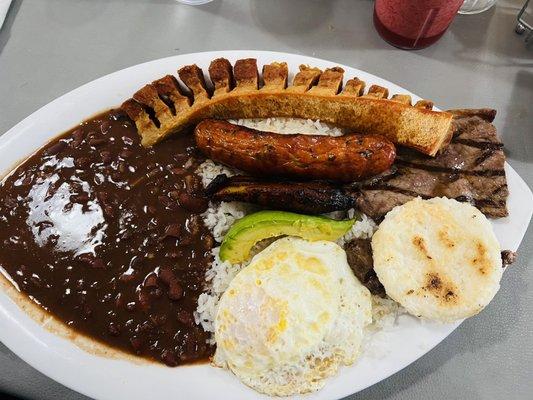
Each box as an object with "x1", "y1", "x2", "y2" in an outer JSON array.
[{"x1": 121, "y1": 58, "x2": 453, "y2": 155}]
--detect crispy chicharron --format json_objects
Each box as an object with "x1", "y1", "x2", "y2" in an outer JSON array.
[{"x1": 122, "y1": 58, "x2": 453, "y2": 156}]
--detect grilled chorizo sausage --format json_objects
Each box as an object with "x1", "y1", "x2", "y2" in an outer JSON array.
[{"x1": 194, "y1": 119, "x2": 396, "y2": 183}]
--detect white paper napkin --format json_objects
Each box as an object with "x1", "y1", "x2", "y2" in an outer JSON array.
[{"x1": 0, "y1": 0, "x2": 12, "y2": 30}]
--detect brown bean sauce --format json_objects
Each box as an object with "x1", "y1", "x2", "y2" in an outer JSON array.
[{"x1": 0, "y1": 109, "x2": 215, "y2": 366}]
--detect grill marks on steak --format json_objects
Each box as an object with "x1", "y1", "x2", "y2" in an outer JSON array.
[{"x1": 353, "y1": 109, "x2": 508, "y2": 220}]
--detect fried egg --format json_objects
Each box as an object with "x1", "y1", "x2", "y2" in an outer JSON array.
[
  {"x1": 213, "y1": 237, "x2": 372, "y2": 396},
  {"x1": 372, "y1": 197, "x2": 502, "y2": 322}
]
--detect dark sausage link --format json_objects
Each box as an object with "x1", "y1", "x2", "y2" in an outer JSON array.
[{"x1": 194, "y1": 119, "x2": 396, "y2": 183}]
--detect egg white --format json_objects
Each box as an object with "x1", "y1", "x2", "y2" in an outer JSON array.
[{"x1": 213, "y1": 237, "x2": 372, "y2": 396}]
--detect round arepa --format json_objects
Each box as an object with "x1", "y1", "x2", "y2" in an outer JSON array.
[{"x1": 372, "y1": 197, "x2": 502, "y2": 322}]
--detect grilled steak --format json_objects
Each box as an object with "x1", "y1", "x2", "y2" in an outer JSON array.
[
  {"x1": 352, "y1": 109, "x2": 508, "y2": 219},
  {"x1": 344, "y1": 238, "x2": 385, "y2": 296},
  {"x1": 501, "y1": 250, "x2": 517, "y2": 268}
]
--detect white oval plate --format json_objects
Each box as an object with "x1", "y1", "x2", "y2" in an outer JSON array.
[{"x1": 0, "y1": 51, "x2": 532, "y2": 400}]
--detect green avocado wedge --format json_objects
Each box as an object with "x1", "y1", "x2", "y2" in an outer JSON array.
[{"x1": 219, "y1": 210, "x2": 358, "y2": 264}]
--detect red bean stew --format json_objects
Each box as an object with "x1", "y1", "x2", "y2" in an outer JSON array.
[{"x1": 0, "y1": 109, "x2": 215, "y2": 366}]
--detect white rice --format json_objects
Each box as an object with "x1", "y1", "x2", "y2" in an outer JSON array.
[
  {"x1": 201, "y1": 201, "x2": 256, "y2": 243},
  {"x1": 229, "y1": 118, "x2": 345, "y2": 136},
  {"x1": 194, "y1": 247, "x2": 246, "y2": 339},
  {"x1": 336, "y1": 210, "x2": 377, "y2": 247},
  {"x1": 194, "y1": 118, "x2": 401, "y2": 343},
  {"x1": 369, "y1": 296, "x2": 406, "y2": 331},
  {"x1": 195, "y1": 159, "x2": 238, "y2": 188}
]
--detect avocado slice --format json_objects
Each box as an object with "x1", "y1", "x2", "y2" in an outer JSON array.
[{"x1": 219, "y1": 210, "x2": 357, "y2": 264}]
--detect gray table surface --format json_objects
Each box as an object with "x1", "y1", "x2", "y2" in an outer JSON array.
[{"x1": 0, "y1": 0, "x2": 532, "y2": 399}]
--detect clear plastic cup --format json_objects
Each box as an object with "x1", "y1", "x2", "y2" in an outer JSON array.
[{"x1": 459, "y1": 0, "x2": 498, "y2": 14}]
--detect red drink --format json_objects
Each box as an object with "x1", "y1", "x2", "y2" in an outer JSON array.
[{"x1": 374, "y1": 0, "x2": 464, "y2": 50}]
